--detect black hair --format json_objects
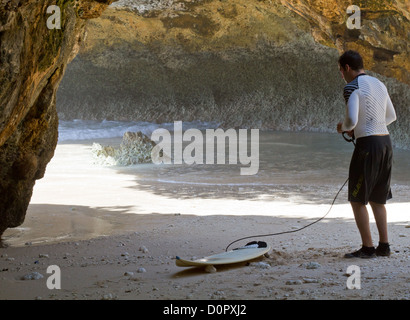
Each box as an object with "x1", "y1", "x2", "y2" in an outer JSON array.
[{"x1": 338, "y1": 50, "x2": 364, "y2": 71}]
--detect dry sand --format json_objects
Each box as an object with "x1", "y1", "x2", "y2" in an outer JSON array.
[{"x1": 0, "y1": 141, "x2": 409, "y2": 301}]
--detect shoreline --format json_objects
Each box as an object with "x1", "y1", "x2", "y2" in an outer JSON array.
[{"x1": 1, "y1": 136, "x2": 409, "y2": 300}]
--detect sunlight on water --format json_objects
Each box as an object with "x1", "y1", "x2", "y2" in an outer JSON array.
[{"x1": 58, "y1": 121, "x2": 410, "y2": 205}]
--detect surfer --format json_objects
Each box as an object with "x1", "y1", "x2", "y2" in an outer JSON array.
[{"x1": 337, "y1": 50, "x2": 397, "y2": 258}]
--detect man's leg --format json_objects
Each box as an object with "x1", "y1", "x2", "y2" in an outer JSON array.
[
  {"x1": 351, "y1": 201, "x2": 373, "y2": 247},
  {"x1": 369, "y1": 201, "x2": 388, "y2": 243}
]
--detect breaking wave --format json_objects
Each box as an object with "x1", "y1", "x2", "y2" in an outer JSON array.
[{"x1": 58, "y1": 120, "x2": 221, "y2": 142}]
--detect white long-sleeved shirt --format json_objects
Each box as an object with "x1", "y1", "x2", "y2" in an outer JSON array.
[{"x1": 341, "y1": 74, "x2": 397, "y2": 139}]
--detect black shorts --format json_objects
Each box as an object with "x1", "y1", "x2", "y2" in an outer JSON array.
[{"x1": 348, "y1": 135, "x2": 393, "y2": 205}]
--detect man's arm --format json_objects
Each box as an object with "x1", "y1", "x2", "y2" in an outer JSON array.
[
  {"x1": 339, "y1": 89, "x2": 359, "y2": 132},
  {"x1": 385, "y1": 94, "x2": 396, "y2": 126}
]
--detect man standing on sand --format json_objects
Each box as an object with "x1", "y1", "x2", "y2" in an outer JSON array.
[{"x1": 337, "y1": 50, "x2": 397, "y2": 258}]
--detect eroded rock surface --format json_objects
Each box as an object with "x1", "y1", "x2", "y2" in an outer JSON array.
[
  {"x1": 58, "y1": 0, "x2": 409, "y2": 145},
  {"x1": 92, "y1": 131, "x2": 161, "y2": 165},
  {"x1": 0, "y1": 0, "x2": 115, "y2": 237}
]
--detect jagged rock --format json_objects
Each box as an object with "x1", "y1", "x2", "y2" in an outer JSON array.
[
  {"x1": 91, "y1": 131, "x2": 169, "y2": 165},
  {"x1": 0, "y1": 0, "x2": 115, "y2": 237},
  {"x1": 117, "y1": 131, "x2": 157, "y2": 165}
]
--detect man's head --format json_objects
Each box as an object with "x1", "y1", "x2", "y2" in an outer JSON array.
[{"x1": 338, "y1": 50, "x2": 365, "y2": 83}]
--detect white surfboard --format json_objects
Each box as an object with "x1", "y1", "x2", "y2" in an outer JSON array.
[{"x1": 176, "y1": 242, "x2": 270, "y2": 267}]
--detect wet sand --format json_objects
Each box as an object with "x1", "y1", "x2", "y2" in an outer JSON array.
[{"x1": 1, "y1": 134, "x2": 409, "y2": 300}]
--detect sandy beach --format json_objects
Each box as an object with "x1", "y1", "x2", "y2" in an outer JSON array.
[{"x1": 1, "y1": 134, "x2": 409, "y2": 301}]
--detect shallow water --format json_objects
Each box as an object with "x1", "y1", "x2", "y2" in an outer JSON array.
[
  {"x1": 56, "y1": 119, "x2": 407, "y2": 205},
  {"x1": 57, "y1": 120, "x2": 410, "y2": 204},
  {"x1": 112, "y1": 130, "x2": 410, "y2": 204},
  {"x1": 4, "y1": 122, "x2": 408, "y2": 246}
]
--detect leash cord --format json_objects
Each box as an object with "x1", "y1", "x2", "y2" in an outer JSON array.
[
  {"x1": 225, "y1": 133, "x2": 355, "y2": 252},
  {"x1": 225, "y1": 177, "x2": 348, "y2": 251}
]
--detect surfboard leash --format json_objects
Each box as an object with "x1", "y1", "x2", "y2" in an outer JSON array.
[
  {"x1": 225, "y1": 177, "x2": 349, "y2": 251},
  {"x1": 225, "y1": 133, "x2": 355, "y2": 252}
]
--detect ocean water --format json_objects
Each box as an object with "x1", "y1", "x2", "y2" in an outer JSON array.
[
  {"x1": 58, "y1": 120, "x2": 410, "y2": 205},
  {"x1": 58, "y1": 119, "x2": 222, "y2": 142}
]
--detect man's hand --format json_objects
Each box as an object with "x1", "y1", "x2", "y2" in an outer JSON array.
[
  {"x1": 337, "y1": 122, "x2": 354, "y2": 136},
  {"x1": 337, "y1": 122, "x2": 344, "y2": 133}
]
